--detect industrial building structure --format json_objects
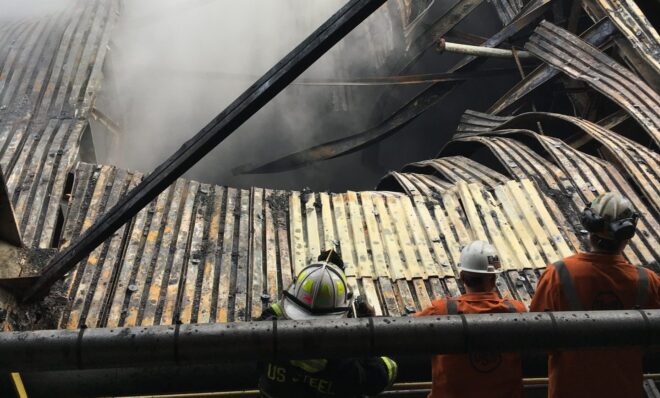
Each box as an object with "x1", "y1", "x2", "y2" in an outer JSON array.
[{"x1": 0, "y1": 0, "x2": 658, "y2": 396}]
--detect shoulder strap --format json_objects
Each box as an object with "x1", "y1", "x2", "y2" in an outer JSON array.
[
  {"x1": 503, "y1": 299, "x2": 518, "y2": 313},
  {"x1": 553, "y1": 260, "x2": 583, "y2": 311},
  {"x1": 446, "y1": 300, "x2": 459, "y2": 315},
  {"x1": 636, "y1": 266, "x2": 649, "y2": 309}
]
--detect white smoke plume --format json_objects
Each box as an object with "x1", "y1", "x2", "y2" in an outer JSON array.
[
  {"x1": 95, "y1": 0, "x2": 398, "y2": 191},
  {"x1": 0, "y1": 0, "x2": 71, "y2": 20}
]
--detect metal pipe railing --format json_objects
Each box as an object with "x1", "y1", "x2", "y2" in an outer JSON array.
[{"x1": 1, "y1": 310, "x2": 658, "y2": 372}]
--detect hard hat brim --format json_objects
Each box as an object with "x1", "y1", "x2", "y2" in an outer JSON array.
[{"x1": 282, "y1": 296, "x2": 347, "y2": 320}]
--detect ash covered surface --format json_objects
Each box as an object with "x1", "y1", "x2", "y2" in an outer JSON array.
[
  {"x1": 266, "y1": 191, "x2": 290, "y2": 228},
  {"x1": 1, "y1": 248, "x2": 69, "y2": 331},
  {"x1": 9, "y1": 280, "x2": 68, "y2": 331}
]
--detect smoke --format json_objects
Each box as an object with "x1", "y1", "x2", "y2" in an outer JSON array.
[
  {"x1": 96, "y1": 0, "x2": 398, "y2": 191},
  {"x1": 0, "y1": 0, "x2": 71, "y2": 20}
]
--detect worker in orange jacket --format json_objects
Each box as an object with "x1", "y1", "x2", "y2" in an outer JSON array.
[
  {"x1": 416, "y1": 240, "x2": 525, "y2": 398},
  {"x1": 530, "y1": 192, "x2": 660, "y2": 398}
]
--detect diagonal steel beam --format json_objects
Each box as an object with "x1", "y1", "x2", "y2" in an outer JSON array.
[
  {"x1": 19, "y1": 0, "x2": 388, "y2": 302},
  {"x1": 235, "y1": 0, "x2": 553, "y2": 175}
]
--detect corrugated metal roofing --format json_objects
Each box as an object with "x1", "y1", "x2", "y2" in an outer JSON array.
[
  {"x1": 525, "y1": 21, "x2": 660, "y2": 147},
  {"x1": 499, "y1": 112, "x2": 660, "y2": 216},
  {"x1": 397, "y1": 111, "x2": 660, "y2": 268},
  {"x1": 0, "y1": 0, "x2": 658, "y2": 340},
  {"x1": 595, "y1": 0, "x2": 660, "y2": 79},
  {"x1": 487, "y1": 18, "x2": 617, "y2": 115},
  {"x1": 401, "y1": 156, "x2": 511, "y2": 188},
  {"x1": 379, "y1": 171, "x2": 454, "y2": 196},
  {"x1": 491, "y1": 0, "x2": 524, "y2": 25},
  {"x1": 57, "y1": 161, "x2": 578, "y2": 327},
  {"x1": 0, "y1": 0, "x2": 118, "y2": 248}
]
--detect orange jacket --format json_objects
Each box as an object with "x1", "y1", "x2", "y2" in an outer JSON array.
[
  {"x1": 530, "y1": 252, "x2": 660, "y2": 398},
  {"x1": 416, "y1": 292, "x2": 526, "y2": 398}
]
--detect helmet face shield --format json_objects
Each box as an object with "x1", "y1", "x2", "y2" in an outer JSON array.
[{"x1": 282, "y1": 261, "x2": 351, "y2": 319}]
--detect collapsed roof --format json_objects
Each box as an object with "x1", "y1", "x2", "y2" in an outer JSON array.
[{"x1": 0, "y1": 0, "x2": 657, "y2": 335}]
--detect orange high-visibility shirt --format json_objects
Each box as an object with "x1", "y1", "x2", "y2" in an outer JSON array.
[
  {"x1": 530, "y1": 252, "x2": 660, "y2": 398},
  {"x1": 416, "y1": 292, "x2": 526, "y2": 398}
]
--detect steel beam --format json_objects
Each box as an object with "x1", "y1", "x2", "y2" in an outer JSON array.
[
  {"x1": 1, "y1": 310, "x2": 658, "y2": 372},
  {"x1": 19, "y1": 0, "x2": 387, "y2": 302},
  {"x1": 234, "y1": 0, "x2": 553, "y2": 175}
]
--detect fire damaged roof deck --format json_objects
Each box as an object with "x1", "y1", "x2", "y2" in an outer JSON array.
[
  {"x1": 0, "y1": 0, "x2": 657, "y2": 330},
  {"x1": 0, "y1": 0, "x2": 659, "y2": 395},
  {"x1": 58, "y1": 163, "x2": 575, "y2": 329}
]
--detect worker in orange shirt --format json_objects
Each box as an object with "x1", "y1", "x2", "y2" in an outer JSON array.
[
  {"x1": 530, "y1": 192, "x2": 660, "y2": 398},
  {"x1": 416, "y1": 240, "x2": 525, "y2": 398}
]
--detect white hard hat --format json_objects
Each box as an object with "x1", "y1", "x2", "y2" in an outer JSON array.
[
  {"x1": 282, "y1": 261, "x2": 350, "y2": 320},
  {"x1": 590, "y1": 192, "x2": 635, "y2": 221},
  {"x1": 457, "y1": 240, "x2": 502, "y2": 274},
  {"x1": 581, "y1": 192, "x2": 638, "y2": 240}
]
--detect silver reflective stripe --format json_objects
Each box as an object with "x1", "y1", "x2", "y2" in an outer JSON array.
[
  {"x1": 446, "y1": 300, "x2": 458, "y2": 315},
  {"x1": 503, "y1": 300, "x2": 517, "y2": 313},
  {"x1": 636, "y1": 267, "x2": 649, "y2": 308},
  {"x1": 554, "y1": 261, "x2": 583, "y2": 311}
]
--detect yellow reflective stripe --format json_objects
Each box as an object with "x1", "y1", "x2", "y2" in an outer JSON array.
[
  {"x1": 11, "y1": 373, "x2": 28, "y2": 398},
  {"x1": 290, "y1": 359, "x2": 327, "y2": 373},
  {"x1": 271, "y1": 303, "x2": 283, "y2": 317},
  {"x1": 381, "y1": 357, "x2": 397, "y2": 385}
]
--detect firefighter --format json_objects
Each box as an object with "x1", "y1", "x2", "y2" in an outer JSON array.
[
  {"x1": 416, "y1": 240, "x2": 525, "y2": 398},
  {"x1": 530, "y1": 192, "x2": 660, "y2": 398},
  {"x1": 256, "y1": 251, "x2": 397, "y2": 398}
]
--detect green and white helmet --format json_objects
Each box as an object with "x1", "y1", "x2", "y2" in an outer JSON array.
[{"x1": 282, "y1": 261, "x2": 351, "y2": 320}]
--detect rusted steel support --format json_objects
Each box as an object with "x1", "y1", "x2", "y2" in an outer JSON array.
[
  {"x1": 1, "y1": 310, "x2": 658, "y2": 372},
  {"x1": 18, "y1": 0, "x2": 388, "y2": 302},
  {"x1": 437, "y1": 39, "x2": 533, "y2": 58}
]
